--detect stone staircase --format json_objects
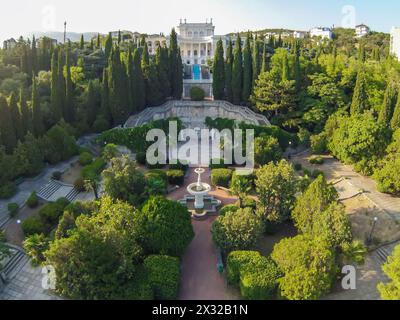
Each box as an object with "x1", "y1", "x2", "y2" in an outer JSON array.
[
  {"x1": 37, "y1": 180, "x2": 80, "y2": 203},
  {"x1": 0, "y1": 213, "x2": 10, "y2": 229},
  {"x1": 376, "y1": 246, "x2": 392, "y2": 264},
  {"x1": 1, "y1": 246, "x2": 29, "y2": 283}
]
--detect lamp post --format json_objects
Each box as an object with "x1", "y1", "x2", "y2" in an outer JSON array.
[{"x1": 367, "y1": 217, "x2": 378, "y2": 245}]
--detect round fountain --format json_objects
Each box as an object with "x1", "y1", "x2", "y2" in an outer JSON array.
[{"x1": 187, "y1": 168, "x2": 212, "y2": 209}]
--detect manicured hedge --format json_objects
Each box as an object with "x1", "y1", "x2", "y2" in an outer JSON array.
[
  {"x1": 27, "y1": 192, "x2": 39, "y2": 208},
  {"x1": 143, "y1": 255, "x2": 181, "y2": 300},
  {"x1": 79, "y1": 152, "x2": 93, "y2": 166},
  {"x1": 167, "y1": 170, "x2": 185, "y2": 186},
  {"x1": 211, "y1": 169, "x2": 233, "y2": 188},
  {"x1": 227, "y1": 251, "x2": 282, "y2": 300},
  {"x1": 22, "y1": 217, "x2": 46, "y2": 237},
  {"x1": 210, "y1": 158, "x2": 228, "y2": 170},
  {"x1": 190, "y1": 86, "x2": 205, "y2": 101},
  {"x1": 8, "y1": 203, "x2": 19, "y2": 218},
  {"x1": 98, "y1": 118, "x2": 182, "y2": 153},
  {"x1": 82, "y1": 158, "x2": 106, "y2": 180}
]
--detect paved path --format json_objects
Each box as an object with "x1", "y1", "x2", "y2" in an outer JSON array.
[
  {"x1": 168, "y1": 168, "x2": 240, "y2": 300},
  {"x1": 292, "y1": 153, "x2": 400, "y2": 221}
]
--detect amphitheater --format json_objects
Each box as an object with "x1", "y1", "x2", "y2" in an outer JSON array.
[{"x1": 124, "y1": 100, "x2": 271, "y2": 129}]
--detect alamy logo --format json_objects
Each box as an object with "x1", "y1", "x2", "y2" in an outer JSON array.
[
  {"x1": 41, "y1": 265, "x2": 56, "y2": 290},
  {"x1": 146, "y1": 121, "x2": 255, "y2": 174},
  {"x1": 341, "y1": 265, "x2": 357, "y2": 290}
]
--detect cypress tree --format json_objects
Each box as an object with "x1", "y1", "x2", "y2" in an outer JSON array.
[
  {"x1": 9, "y1": 92, "x2": 24, "y2": 141},
  {"x1": 350, "y1": 65, "x2": 368, "y2": 116},
  {"x1": 80, "y1": 34, "x2": 85, "y2": 50},
  {"x1": 132, "y1": 49, "x2": 146, "y2": 111},
  {"x1": 242, "y1": 34, "x2": 253, "y2": 102},
  {"x1": 225, "y1": 38, "x2": 234, "y2": 102},
  {"x1": 86, "y1": 81, "x2": 97, "y2": 126},
  {"x1": 118, "y1": 30, "x2": 122, "y2": 44},
  {"x1": 105, "y1": 33, "x2": 113, "y2": 62},
  {"x1": 101, "y1": 69, "x2": 112, "y2": 124},
  {"x1": 156, "y1": 46, "x2": 171, "y2": 99},
  {"x1": 232, "y1": 34, "x2": 243, "y2": 104},
  {"x1": 169, "y1": 28, "x2": 182, "y2": 99},
  {"x1": 293, "y1": 43, "x2": 302, "y2": 91},
  {"x1": 212, "y1": 39, "x2": 225, "y2": 100},
  {"x1": 20, "y1": 45, "x2": 29, "y2": 75},
  {"x1": 261, "y1": 44, "x2": 268, "y2": 73},
  {"x1": 378, "y1": 81, "x2": 397, "y2": 125},
  {"x1": 282, "y1": 52, "x2": 290, "y2": 82},
  {"x1": 358, "y1": 43, "x2": 366, "y2": 62},
  {"x1": 31, "y1": 36, "x2": 37, "y2": 75},
  {"x1": 31, "y1": 76, "x2": 44, "y2": 137},
  {"x1": 127, "y1": 47, "x2": 135, "y2": 113},
  {"x1": 252, "y1": 39, "x2": 261, "y2": 86},
  {"x1": 19, "y1": 88, "x2": 30, "y2": 136},
  {"x1": 57, "y1": 49, "x2": 66, "y2": 120},
  {"x1": 391, "y1": 90, "x2": 400, "y2": 130},
  {"x1": 65, "y1": 47, "x2": 75, "y2": 123},
  {"x1": 141, "y1": 42, "x2": 150, "y2": 69},
  {"x1": 144, "y1": 61, "x2": 163, "y2": 106},
  {"x1": 0, "y1": 95, "x2": 17, "y2": 153},
  {"x1": 50, "y1": 48, "x2": 62, "y2": 122},
  {"x1": 97, "y1": 33, "x2": 101, "y2": 49}
]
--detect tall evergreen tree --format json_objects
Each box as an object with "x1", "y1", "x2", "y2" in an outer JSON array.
[
  {"x1": 252, "y1": 39, "x2": 261, "y2": 86},
  {"x1": 20, "y1": 45, "x2": 29, "y2": 75},
  {"x1": 350, "y1": 65, "x2": 368, "y2": 116},
  {"x1": 9, "y1": 92, "x2": 24, "y2": 141},
  {"x1": 156, "y1": 46, "x2": 171, "y2": 99},
  {"x1": 378, "y1": 81, "x2": 397, "y2": 125},
  {"x1": 31, "y1": 76, "x2": 44, "y2": 137},
  {"x1": 101, "y1": 69, "x2": 112, "y2": 125},
  {"x1": 169, "y1": 28, "x2": 183, "y2": 99},
  {"x1": 118, "y1": 30, "x2": 122, "y2": 44},
  {"x1": 132, "y1": 49, "x2": 146, "y2": 111},
  {"x1": 225, "y1": 38, "x2": 234, "y2": 102},
  {"x1": 86, "y1": 81, "x2": 97, "y2": 126},
  {"x1": 293, "y1": 43, "x2": 302, "y2": 91},
  {"x1": 141, "y1": 42, "x2": 150, "y2": 69},
  {"x1": 390, "y1": 88, "x2": 400, "y2": 130},
  {"x1": 282, "y1": 52, "x2": 290, "y2": 82},
  {"x1": 232, "y1": 34, "x2": 243, "y2": 104},
  {"x1": 50, "y1": 48, "x2": 62, "y2": 123},
  {"x1": 242, "y1": 34, "x2": 253, "y2": 102},
  {"x1": 104, "y1": 33, "x2": 113, "y2": 62},
  {"x1": 0, "y1": 95, "x2": 17, "y2": 153},
  {"x1": 261, "y1": 44, "x2": 268, "y2": 73},
  {"x1": 212, "y1": 39, "x2": 225, "y2": 100},
  {"x1": 97, "y1": 33, "x2": 101, "y2": 49},
  {"x1": 19, "y1": 88, "x2": 30, "y2": 136},
  {"x1": 80, "y1": 34, "x2": 85, "y2": 50},
  {"x1": 31, "y1": 36, "x2": 37, "y2": 75},
  {"x1": 57, "y1": 49, "x2": 66, "y2": 121},
  {"x1": 65, "y1": 47, "x2": 75, "y2": 123}
]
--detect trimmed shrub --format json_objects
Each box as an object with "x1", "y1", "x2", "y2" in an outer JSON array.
[
  {"x1": 8, "y1": 203, "x2": 19, "y2": 218},
  {"x1": 311, "y1": 132, "x2": 328, "y2": 154},
  {"x1": 22, "y1": 217, "x2": 46, "y2": 237},
  {"x1": 219, "y1": 205, "x2": 239, "y2": 216},
  {"x1": 169, "y1": 161, "x2": 189, "y2": 172},
  {"x1": 211, "y1": 169, "x2": 233, "y2": 188},
  {"x1": 82, "y1": 158, "x2": 106, "y2": 180},
  {"x1": 27, "y1": 192, "x2": 39, "y2": 208},
  {"x1": 166, "y1": 170, "x2": 185, "y2": 186},
  {"x1": 144, "y1": 255, "x2": 180, "y2": 300},
  {"x1": 311, "y1": 169, "x2": 325, "y2": 179},
  {"x1": 294, "y1": 163, "x2": 303, "y2": 171},
  {"x1": 146, "y1": 169, "x2": 168, "y2": 183},
  {"x1": 93, "y1": 116, "x2": 110, "y2": 133},
  {"x1": 190, "y1": 86, "x2": 205, "y2": 101},
  {"x1": 79, "y1": 152, "x2": 93, "y2": 166},
  {"x1": 39, "y1": 199, "x2": 70, "y2": 228},
  {"x1": 0, "y1": 182, "x2": 17, "y2": 199},
  {"x1": 74, "y1": 177, "x2": 85, "y2": 192},
  {"x1": 227, "y1": 251, "x2": 281, "y2": 300},
  {"x1": 309, "y1": 156, "x2": 324, "y2": 165},
  {"x1": 136, "y1": 152, "x2": 147, "y2": 165},
  {"x1": 52, "y1": 171, "x2": 62, "y2": 181}
]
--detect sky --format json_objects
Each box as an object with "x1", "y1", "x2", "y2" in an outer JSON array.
[{"x1": 1, "y1": 0, "x2": 399, "y2": 42}]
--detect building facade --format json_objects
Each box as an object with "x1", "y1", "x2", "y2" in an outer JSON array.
[
  {"x1": 310, "y1": 27, "x2": 333, "y2": 39},
  {"x1": 390, "y1": 27, "x2": 400, "y2": 61},
  {"x1": 355, "y1": 24, "x2": 370, "y2": 38}
]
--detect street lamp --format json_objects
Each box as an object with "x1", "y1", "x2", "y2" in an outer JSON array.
[{"x1": 367, "y1": 217, "x2": 378, "y2": 245}]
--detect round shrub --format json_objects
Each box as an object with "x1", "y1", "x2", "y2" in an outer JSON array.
[
  {"x1": 79, "y1": 152, "x2": 93, "y2": 166},
  {"x1": 136, "y1": 152, "x2": 147, "y2": 165},
  {"x1": 211, "y1": 169, "x2": 233, "y2": 188},
  {"x1": 166, "y1": 170, "x2": 185, "y2": 186},
  {"x1": 93, "y1": 116, "x2": 110, "y2": 133},
  {"x1": 309, "y1": 156, "x2": 324, "y2": 165},
  {"x1": 27, "y1": 192, "x2": 39, "y2": 208},
  {"x1": 39, "y1": 202, "x2": 67, "y2": 227},
  {"x1": 22, "y1": 217, "x2": 46, "y2": 237},
  {"x1": 74, "y1": 177, "x2": 85, "y2": 192},
  {"x1": 144, "y1": 255, "x2": 180, "y2": 300},
  {"x1": 311, "y1": 169, "x2": 325, "y2": 179},
  {"x1": 294, "y1": 163, "x2": 303, "y2": 171},
  {"x1": 133, "y1": 196, "x2": 194, "y2": 257},
  {"x1": 311, "y1": 132, "x2": 328, "y2": 155},
  {"x1": 219, "y1": 205, "x2": 239, "y2": 216},
  {"x1": 52, "y1": 171, "x2": 62, "y2": 181},
  {"x1": 8, "y1": 203, "x2": 19, "y2": 218},
  {"x1": 0, "y1": 182, "x2": 17, "y2": 199},
  {"x1": 190, "y1": 86, "x2": 205, "y2": 101}
]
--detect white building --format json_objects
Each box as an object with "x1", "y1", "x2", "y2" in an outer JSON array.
[
  {"x1": 310, "y1": 27, "x2": 333, "y2": 39},
  {"x1": 355, "y1": 24, "x2": 370, "y2": 38},
  {"x1": 390, "y1": 27, "x2": 400, "y2": 61},
  {"x1": 293, "y1": 31, "x2": 308, "y2": 39}
]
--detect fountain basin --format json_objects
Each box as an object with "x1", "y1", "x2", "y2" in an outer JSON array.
[{"x1": 187, "y1": 182, "x2": 211, "y2": 209}]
